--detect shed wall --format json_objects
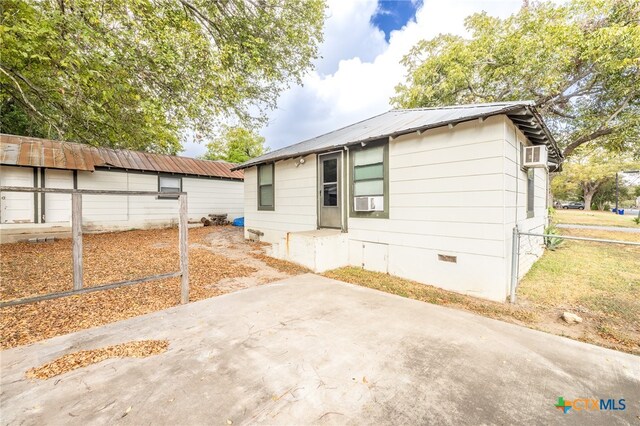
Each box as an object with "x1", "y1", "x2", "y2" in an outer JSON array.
[
  {"x1": 1, "y1": 167, "x2": 243, "y2": 233},
  {"x1": 0, "y1": 165, "x2": 34, "y2": 224}
]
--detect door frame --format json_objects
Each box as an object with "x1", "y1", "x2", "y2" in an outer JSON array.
[{"x1": 317, "y1": 151, "x2": 345, "y2": 230}]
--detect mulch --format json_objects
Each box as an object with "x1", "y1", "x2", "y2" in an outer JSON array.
[
  {"x1": 1, "y1": 227, "x2": 257, "y2": 349},
  {"x1": 26, "y1": 340, "x2": 169, "y2": 379}
]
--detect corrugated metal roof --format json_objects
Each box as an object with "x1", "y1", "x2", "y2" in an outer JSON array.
[
  {"x1": 0, "y1": 134, "x2": 244, "y2": 180},
  {"x1": 233, "y1": 101, "x2": 562, "y2": 170}
]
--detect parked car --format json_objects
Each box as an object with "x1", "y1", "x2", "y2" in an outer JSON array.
[{"x1": 562, "y1": 201, "x2": 585, "y2": 210}]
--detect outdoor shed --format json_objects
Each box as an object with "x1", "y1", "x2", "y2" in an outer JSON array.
[
  {"x1": 0, "y1": 134, "x2": 244, "y2": 242},
  {"x1": 233, "y1": 101, "x2": 562, "y2": 302}
]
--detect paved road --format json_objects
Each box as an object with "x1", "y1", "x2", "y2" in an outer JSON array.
[
  {"x1": 558, "y1": 223, "x2": 640, "y2": 233},
  {"x1": 2, "y1": 274, "x2": 639, "y2": 425}
]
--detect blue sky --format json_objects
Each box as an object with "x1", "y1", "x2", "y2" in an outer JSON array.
[
  {"x1": 182, "y1": 0, "x2": 526, "y2": 158},
  {"x1": 371, "y1": 0, "x2": 423, "y2": 42}
]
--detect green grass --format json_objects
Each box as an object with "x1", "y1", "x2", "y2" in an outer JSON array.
[
  {"x1": 324, "y1": 228, "x2": 640, "y2": 355},
  {"x1": 554, "y1": 209, "x2": 640, "y2": 228},
  {"x1": 518, "y1": 228, "x2": 639, "y2": 352}
]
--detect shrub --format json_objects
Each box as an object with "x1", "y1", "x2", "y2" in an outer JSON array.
[{"x1": 544, "y1": 223, "x2": 564, "y2": 250}]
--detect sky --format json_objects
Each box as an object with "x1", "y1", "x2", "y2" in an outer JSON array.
[{"x1": 182, "y1": 0, "x2": 526, "y2": 158}]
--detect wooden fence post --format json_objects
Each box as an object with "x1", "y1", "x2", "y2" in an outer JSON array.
[
  {"x1": 72, "y1": 192, "x2": 83, "y2": 290},
  {"x1": 179, "y1": 194, "x2": 189, "y2": 304}
]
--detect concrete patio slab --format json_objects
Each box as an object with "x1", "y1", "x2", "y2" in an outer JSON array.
[{"x1": 1, "y1": 274, "x2": 638, "y2": 425}]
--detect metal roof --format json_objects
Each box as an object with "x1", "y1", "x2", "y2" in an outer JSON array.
[
  {"x1": 0, "y1": 134, "x2": 244, "y2": 180},
  {"x1": 233, "y1": 101, "x2": 562, "y2": 170}
]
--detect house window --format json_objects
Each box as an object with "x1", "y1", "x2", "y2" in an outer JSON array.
[
  {"x1": 158, "y1": 175, "x2": 181, "y2": 199},
  {"x1": 350, "y1": 141, "x2": 388, "y2": 218},
  {"x1": 258, "y1": 163, "x2": 274, "y2": 210},
  {"x1": 527, "y1": 168, "x2": 534, "y2": 218}
]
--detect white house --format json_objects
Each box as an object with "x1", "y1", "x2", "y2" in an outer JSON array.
[
  {"x1": 0, "y1": 134, "x2": 244, "y2": 242},
  {"x1": 233, "y1": 102, "x2": 563, "y2": 302}
]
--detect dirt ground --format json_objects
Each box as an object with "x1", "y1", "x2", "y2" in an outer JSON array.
[{"x1": 0, "y1": 226, "x2": 307, "y2": 349}]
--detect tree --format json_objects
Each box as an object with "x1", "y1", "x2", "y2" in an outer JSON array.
[
  {"x1": 393, "y1": 0, "x2": 640, "y2": 159},
  {"x1": 202, "y1": 126, "x2": 267, "y2": 163},
  {"x1": 0, "y1": 0, "x2": 325, "y2": 154},
  {"x1": 551, "y1": 150, "x2": 639, "y2": 210}
]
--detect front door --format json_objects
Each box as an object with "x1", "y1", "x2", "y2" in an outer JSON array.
[{"x1": 318, "y1": 153, "x2": 341, "y2": 228}]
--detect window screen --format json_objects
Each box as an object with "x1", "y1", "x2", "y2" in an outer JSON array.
[
  {"x1": 159, "y1": 176, "x2": 181, "y2": 199},
  {"x1": 353, "y1": 146, "x2": 384, "y2": 196},
  {"x1": 258, "y1": 163, "x2": 274, "y2": 210},
  {"x1": 527, "y1": 169, "x2": 535, "y2": 218}
]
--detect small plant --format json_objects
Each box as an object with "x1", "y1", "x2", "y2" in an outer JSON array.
[
  {"x1": 633, "y1": 216, "x2": 640, "y2": 225},
  {"x1": 544, "y1": 223, "x2": 564, "y2": 250}
]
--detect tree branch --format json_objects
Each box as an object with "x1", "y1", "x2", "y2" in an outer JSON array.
[{"x1": 0, "y1": 67, "x2": 64, "y2": 136}]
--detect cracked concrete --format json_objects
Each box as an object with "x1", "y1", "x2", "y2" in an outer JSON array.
[{"x1": 1, "y1": 274, "x2": 638, "y2": 425}]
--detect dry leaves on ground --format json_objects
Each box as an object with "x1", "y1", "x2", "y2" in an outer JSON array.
[
  {"x1": 1, "y1": 227, "x2": 258, "y2": 349},
  {"x1": 26, "y1": 340, "x2": 169, "y2": 379},
  {"x1": 250, "y1": 252, "x2": 311, "y2": 275}
]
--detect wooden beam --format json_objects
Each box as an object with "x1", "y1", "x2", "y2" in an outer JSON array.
[
  {"x1": 0, "y1": 271, "x2": 182, "y2": 308},
  {"x1": 0, "y1": 186, "x2": 185, "y2": 196},
  {"x1": 72, "y1": 193, "x2": 83, "y2": 291},
  {"x1": 179, "y1": 194, "x2": 189, "y2": 304}
]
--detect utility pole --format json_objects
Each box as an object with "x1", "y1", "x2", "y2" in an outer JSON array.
[{"x1": 615, "y1": 172, "x2": 619, "y2": 212}]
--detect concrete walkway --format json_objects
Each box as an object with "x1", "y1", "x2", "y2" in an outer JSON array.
[
  {"x1": 1, "y1": 274, "x2": 638, "y2": 425},
  {"x1": 558, "y1": 223, "x2": 640, "y2": 233}
]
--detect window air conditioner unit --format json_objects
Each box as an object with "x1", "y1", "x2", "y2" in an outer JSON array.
[
  {"x1": 523, "y1": 145, "x2": 548, "y2": 168},
  {"x1": 354, "y1": 196, "x2": 384, "y2": 212}
]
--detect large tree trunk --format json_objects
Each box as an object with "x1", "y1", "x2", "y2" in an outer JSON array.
[
  {"x1": 583, "y1": 190, "x2": 596, "y2": 211},
  {"x1": 581, "y1": 181, "x2": 601, "y2": 211}
]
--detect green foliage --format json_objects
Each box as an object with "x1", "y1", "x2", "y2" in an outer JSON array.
[
  {"x1": 543, "y1": 223, "x2": 564, "y2": 251},
  {"x1": 0, "y1": 0, "x2": 325, "y2": 153},
  {"x1": 202, "y1": 126, "x2": 267, "y2": 163},
  {"x1": 393, "y1": 0, "x2": 640, "y2": 158},
  {"x1": 551, "y1": 149, "x2": 640, "y2": 210},
  {"x1": 632, "y1": 217, "x2": 640, "y2": 225}
]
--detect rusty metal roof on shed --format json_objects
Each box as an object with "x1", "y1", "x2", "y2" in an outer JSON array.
[
  {"x1": 0, "y1": 134, "x2": 244, "y2": 180},
  {"x1": 233, "y1": 101, "x2": 562, "y2": 170}
]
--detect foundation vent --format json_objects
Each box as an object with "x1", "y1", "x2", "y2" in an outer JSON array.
[{"x1": 438, "y1": 254, "x2": 457, "y2": 263}]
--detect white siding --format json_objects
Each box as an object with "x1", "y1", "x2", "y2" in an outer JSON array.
[
  {"x1": 348, "y1": 116, "x2": 510, "y2": 301},
  {"x1": 0, "y1": 166, "x2": 34, "y2": 224},
  {"x1": 503, "y1": 121, "x2": 548, "y2": 282},
  {"x1": 243, "y1": 155, "x2": 317, "y2": 243},
  {"x1": 44, "y1": 169, "x2": 73, "y2": 223},
  {"x1": 240, "y1": 114, "x2": 550, "y2": 302},
  {"x1": 183, "y1": 177, "x2": 243, "y2": 221},
  {"x1": 74, "y1": 170, "x2": 243, "y2": 231}
]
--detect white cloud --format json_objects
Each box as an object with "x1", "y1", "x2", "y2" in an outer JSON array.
[{"x1": 183, "y1": 0, "x2": 525, "y2": 157}]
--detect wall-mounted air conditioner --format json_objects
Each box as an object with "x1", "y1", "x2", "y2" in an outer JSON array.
[
  {"x1": 354, "y1": 196, "x2": 384, "y2": 212},
  {"x1": 523, "y1": 145, "x2": 548, "y2": 168}
]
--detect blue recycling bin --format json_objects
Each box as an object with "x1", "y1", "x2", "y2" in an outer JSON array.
[{"x1": 232, "y1": 217, "x2": 244, "y2": 227}]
